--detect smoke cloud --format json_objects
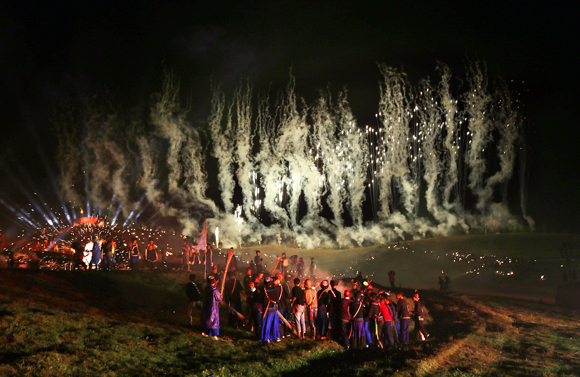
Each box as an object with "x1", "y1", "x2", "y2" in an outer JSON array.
[{"x1": 55, "y1": 62, "x2": 531, "y2": 248}]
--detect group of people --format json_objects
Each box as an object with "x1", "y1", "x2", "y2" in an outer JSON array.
[
  {"x1": 187, "y1": 262, "x2": 429, "y2": 349},
  {"x1": 252, "y1": 251, "x2": 317, "y2": 279},
  {"x1": 180, "y1": 241, "x2": 212, "y2": 271},
  {"x1": 72, "y1": 236, "x2": 118, "y2": 271},
  {"x1": 71, "y1": 237, "x2": 164, "y2": 271},
  {"x1": 127, "y1": 238, "x2": 167, "y2": 270}
]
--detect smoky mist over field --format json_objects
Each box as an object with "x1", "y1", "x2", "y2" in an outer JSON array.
[{"x1": 54, "y1": 61, "x2": 530, "y2": 248}]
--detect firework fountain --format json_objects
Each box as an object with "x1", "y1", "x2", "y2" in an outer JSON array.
[{"x1": 50, "y1": 61, "x2": 530, "y2": 249}]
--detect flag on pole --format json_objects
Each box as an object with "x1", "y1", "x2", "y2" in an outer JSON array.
[{"x1": 194, "y1": 222, "x2": 207, "y2": 252}]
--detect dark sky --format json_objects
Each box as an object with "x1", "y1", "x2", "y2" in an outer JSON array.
[{"x1": 1, "y1": 0, "x2": 578, "y2": 233}]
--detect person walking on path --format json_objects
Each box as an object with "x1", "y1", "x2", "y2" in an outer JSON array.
[
  {"x1": 304, "y1": 279, "x2": 318, "y2": 338},
  {"x1": 349, "y1": 291, "x2": 367, "y2": 350},
  {"x1": 101, "y1": 238, "x2": 115, "y2": 271},
  {"x1": 201, "y1": 275, "x2": 222, "y2": 340},
  {"x1": 388, "y1": 270, "x2": 396, "y2": 290},
  {"x1": 309, "y1": 257, "x2": 316, "y2": 278},
  {"x1": 260, "y1": 277, "x2": 282, "y2": 343},
  {"x1": 291, "y1": 278, "x2": 306, "y2": 339},
  {"x1": 145, "y1": 239, "x2": 158, "y2": 270},
  {"x1": 281, "y1": 253, "x2": 289, "y2": 275},
  {"x1": 412, "y1": 293, "x2": 429, "y2": 341},
  {"x1": 329, "y1": 280, "x2": 342, "y2": 342},
  {"x1": 380, "y1": 293, "x2": 395, "y2": 347},
  {"x1": 181, "y1": 241, "x2": 191, "y2": 271},
  {"x1": 317, "y1": 280, "x2": 331, "y2": 340},
  {"x1": 278, "y1": 273, "x2": 292, "y2": 339},
  {"x1": 224, "y1": 271, "x2": 244, "y2": 329},
  {"x1": 254, "y1": 250, "x2": 263, "y2": 274},
  {"x1": 249, "y1": 279, "x2": 264, "y2": 339},
  {"x1": 396, "y1": 292, "x2": 410, "y2": 344},
  {"x1": 89, "y1": 236, "x2": 102, "y2": 270},
  {"x1": 367, "y1": 292, "x2": 383, "y2": 348},
  {"x1": 128, "y1": 238, "x2": 140, "y2": 270},
  {"x1": 339, "y1": 290, "x2": 351, "y2": 349}
]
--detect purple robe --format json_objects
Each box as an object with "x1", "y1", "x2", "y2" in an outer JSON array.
[
  {"x1": 202, "y1": 285, "x2": 222, "y2": 331},
  {"x1": 90, "y1": 239, "x2": 101, "y2": 265}
]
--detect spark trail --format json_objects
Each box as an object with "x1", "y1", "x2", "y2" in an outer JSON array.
[{"x1": 52, "y1": 62, "x2": 530, "y2": 248}]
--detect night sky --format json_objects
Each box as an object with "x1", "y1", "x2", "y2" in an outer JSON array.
[{"x1": 1, "y1": 1, "x2": 578, "y2": 234}]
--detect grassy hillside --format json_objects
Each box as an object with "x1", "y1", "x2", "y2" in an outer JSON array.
[
  {"x1": 1, "y1": 269, "x2": 580, "y2": 376},
  {"x1": 235, "y1": 233, "x2": 577, "y2": 301}
]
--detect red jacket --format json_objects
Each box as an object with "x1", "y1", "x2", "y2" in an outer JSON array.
[{"x1": 379, "y1": 301, "x2": 393, "y2": 321}]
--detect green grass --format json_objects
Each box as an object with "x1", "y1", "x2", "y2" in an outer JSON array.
[
  {"x1": 1, "y1": 269, "x2": 579, "y2": 376},
  {"x1": 236, "y1": 233, "x2": 576, "y2": 302}
]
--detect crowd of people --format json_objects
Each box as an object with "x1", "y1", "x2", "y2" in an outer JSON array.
[
  {"x1": 71, "y1": 236, "x2": 119, "y2": 271},
  {"x1": 72, "y1": 237, "x2": 206, "y2": 271},
  {"x1": 15, "y1": 230, "x2": 431, "y2": 349},
  {"x1": 71, "y1": 236, "x2": 166, "y2": 271},
  {"x1": 187, "y1": 257, "x2": 430, "y2": 349},
  {"x1": 251, "y1": 251, "x2": 317, "y2": 278}
]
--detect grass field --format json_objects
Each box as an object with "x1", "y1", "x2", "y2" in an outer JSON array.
[
  {"x1": 236, "y1": 233, "x2": 577, "y2": 302},
  {"x1": 1, "y1": 233, "x2": 580, "y2": 376},
  {"x1": 1, "y1": 272, "x2": 580, "y2": 376}
]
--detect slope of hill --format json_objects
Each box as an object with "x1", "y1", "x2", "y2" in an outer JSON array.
[
  {"x1": 235, "y1": 233, "x2": 577, "y2": 302},
  {"x1": 1, "y1": 268, "x2": 579, "y2": 376}
]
